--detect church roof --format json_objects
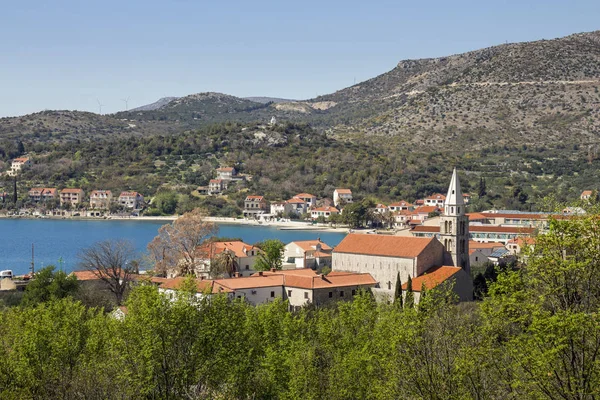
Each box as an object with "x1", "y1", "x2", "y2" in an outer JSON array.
[
  {"x1": 445, "y1": 168, "x2": 464, "y2": 207},
  {"x1": 334, "y1": 234, "x2": 437, "y2": 259}
]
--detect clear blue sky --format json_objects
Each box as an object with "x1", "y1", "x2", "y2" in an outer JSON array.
[{"x1": 1, "y1": 0, "x2": 598, "y2": 117}]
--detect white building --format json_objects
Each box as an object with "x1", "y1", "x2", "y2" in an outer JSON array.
[
  {"x1": 311, "y1": 206, "x2": 339, "y2": 220},
  {"x1": 90, "y1": 190, "x2": 113, "y2": 209},
  {"x1": 119, "y1": 192, "x2": 144, "y2": 209},
  {"x1": 333, "y1": 189, "x2": 353, "y2": 207},
  {"x1": 294, "y1": 193, "x2": 317, "y2": 208},
  {"x1": 283, "y1": 239, "x2": 333, "y2": 269},
  {"x1": 8, "y1": 157, "x2": 31, "y2": 176}
]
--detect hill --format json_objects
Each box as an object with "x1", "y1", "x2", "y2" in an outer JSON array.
[
  {"x1": 310, "y1": 30, "x2": 600, "y2": 149},
  {"x1": 129, "y1": 97, "x2": 179, "y2": 111}
]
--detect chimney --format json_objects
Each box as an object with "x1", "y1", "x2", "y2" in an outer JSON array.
[
  {"x1": 235, "y1": 272, "x2": 241, "y2": 278},
  {"x1": 320, "y1": 274, "x2": 326, "y2": 280},
  {"x1": 258, "y1": 271, "x2": 263, "y2": 276},
  {"x1": 270, "y1": 268, "x2": 277, "y2": 272}
]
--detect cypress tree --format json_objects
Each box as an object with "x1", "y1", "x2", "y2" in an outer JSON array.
[
  {"x1": 394, "y1": 272, "x2": 403, "y2": 307},
  {"x1": 404, "y1": 275, "x2": 414, "y2": 309}
]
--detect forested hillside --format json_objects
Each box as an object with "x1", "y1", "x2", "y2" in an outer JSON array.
[{"x1": 1, "y1": 121, "x2": 599, "y2": 215}]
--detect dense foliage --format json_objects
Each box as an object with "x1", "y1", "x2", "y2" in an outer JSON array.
[
  {"x1": 1, "y1": 121, "x2": 597, "y2": 217},
  {"x1": 1, "y1": 212, "x2": 600, "y2": 398}
]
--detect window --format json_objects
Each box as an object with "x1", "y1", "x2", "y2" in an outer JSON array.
[
  {"x1": 328, "y1": 291, "x2": 333, "y2": 298},
  {"x1": 304, "y1": 292, "x2": 308, "y2": 299},
  {"x1": 287, "y1": 290, "x2": 292, "y2": 297},
  {"x1": 340, "y1": 291, "x2": 344, "y2": 297},
  {"x1": 270, "y1": 291, "x2": 275, "y2": 298},
  {"x1": 352, "y1": 289, "x2": 356, "y2": 296},
  {"x1": 245, "y1": 265, "x2": 249, "y2": 270}
]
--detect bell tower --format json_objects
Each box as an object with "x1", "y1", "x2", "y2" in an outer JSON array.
[{"x1": 439, "y1": 168, "x2": 470, "y2": 272}]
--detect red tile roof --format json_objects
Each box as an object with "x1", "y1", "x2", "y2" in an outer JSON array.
[
  {"x1": 217, "y1": 167, "x2": 234, "y2": 172},
  {"x1": 295, "y1": 193, "x2": 315, "y2": 198},
  {"x1": 120, "y1": 191, "x2": 142, "y2": 197},
  {"x1": 61, "y1": 188, "x2": 84, "y2": 194},
  {"x1": 389, "y1": 201, "x2": 412, "y2": 207},
  {"x1": 415, "y1": 206, "x2": 438, "y2": 214},
  {"x1": 334, "y1": 234, "x2": 437, "y2": 258},
  {"x1": 158, "y1": 277, "x2": 232, "y2": 293},
  {"x1": 290, "y1": 239, "x2": 333, "y2": 252},
  {"x1": 581, "y1": 190, "x2": 593, "y2": 196},
  {"x1": 13, "y1": 157, "x2": 29, "y2": 163},
  {"x1": 200, "y1": 241, "x2": 258, "y2": 259},
  {"x1": 425, "y1": 193, "x2": 446, "y2": 200},
  {"x1": 90, "y1": 190, "x2": 112, "y2": 197},
  {"x1": 286, "y1": 198, "x2": 306, "y2": 204},
  {"x1": 246, "y1": 195, "x2": 264, "y2": 200},
  {"x1": 215, "y1": 275, "x2": 285, "y2": 290},
  {"x1": 401, "y1": 266, "x2": 461, "y2": 292},
  {"x1": 412, "y1": 225, "x2": 536, "y2": 234},
  {"x1": 255, "y1": 269, "x2": 376, "y2": 289},
  {"x1": 335, "y1": 189, "x2": 352, "y2": 194},
  {"x1": 469, "y1": 240, "x2": 506, "y2": 249}
]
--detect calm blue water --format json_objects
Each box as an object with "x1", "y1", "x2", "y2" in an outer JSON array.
[{"x1": 0, "y1": 219, "x2": 346, "y2": 275}]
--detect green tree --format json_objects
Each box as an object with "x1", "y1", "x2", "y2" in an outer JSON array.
[
  {"x1": 254, "y1": 239, "x2": 285, "y2": 271},
  {"x1": 152, "y1": 191, "x2": 178, "y2": 215},
  {"x1": 404, "y1": 275, "x2": 414, "y2": 309},
  {"x1": 21, "y1": 266, "x2": 79, "y2": 307},
  {"x1": 394, "y1": 272, "x2": 403, "y2": 307}
]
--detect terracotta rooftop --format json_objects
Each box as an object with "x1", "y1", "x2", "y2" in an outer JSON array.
[
  {"x1": 412, "y1": 225, "x2": 536, "y2": 234},
  {"x1": 295, "y1": 193, "x2": 315, "y2": 198},
  {"x1": 401, "y1": 266, "x2": 462, "y2": 292},
  {"x1": 246, "y1": 195, "x2": 264, "y2": 200},
  {"x1": 255, "y1": 269, "x2": 376, "y2": 290},
  {"x1": 215, "y1": 274, "x2": 285, "y2": 290},
  {"x1": 120, "y1": 191, "x2": 142, "y2": 197},
  {"x1": 290, "y1": 239, "x2": 333, "y2": 252},
  {"x1": 334, "y1": 234, "x2": 436, "y2": 258},
  {"x1": 13, "y1": 157, "x2": 29, "y2": 162},
  {"x1": 217, "y1": 167, "x2": 234, "y2": 172},
  {"x1": 61, "y1": 188, "x2": 84, "y2": 194},
  {"x1": 581, "y1": 190, "x2": 593, "y2": 196},
  {"x1": 286, "y1": 198, "x2": 306, "y2": 204},
  {"x1": 158, "y1": 277, "x2": 232, "y2": 293},
  {"x1": 469, "y1": 241, "x2": 506, "y2": 249},
  {"x1": 199, "y1": 241, "x2": 258, "y2": 259},
  {"x1": 335, "y1": 189, "x2": 352, "y2": 194},
  {"x1": 425, "y1": 193, "x2": 446, "y2": 200},
  {"x1": 415, "y1": 205, "x2": 439, "y2": 214}
]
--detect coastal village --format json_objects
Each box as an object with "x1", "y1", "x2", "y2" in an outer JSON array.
[{"x1": 0, "y1": 157, "x2": 593, "y2": 308}]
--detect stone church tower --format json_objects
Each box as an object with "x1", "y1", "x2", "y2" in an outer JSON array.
[{"x1": 439, "y1": 168, "x2": 470, "y2": 273}]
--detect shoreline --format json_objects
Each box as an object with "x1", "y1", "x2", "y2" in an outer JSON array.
[{"x1": 0, "y1": 214, "x2": 350, "y2": 233}]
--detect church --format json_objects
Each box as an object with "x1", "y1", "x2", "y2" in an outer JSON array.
[{"x1": 332, "y1": 168, "x2": 473, "y2": 302}]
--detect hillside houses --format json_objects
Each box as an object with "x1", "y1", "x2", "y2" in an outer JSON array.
[
  {"x1": 333, "y1": 189, "x2": 353, "y2": 207},
  {"x1": 28, "y1": 188, "x2": 57, "y2": 203},
  {"x1": 119, "y1": 192, "x2": 144, "y2": 209}
]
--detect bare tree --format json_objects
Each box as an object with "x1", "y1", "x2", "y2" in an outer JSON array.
[
  {"x1": 78, "y1": 239, "x2": 138, "y2": 305},
  {"x1": 147, "y1": 208, "x2": 218, "y2": 277}
]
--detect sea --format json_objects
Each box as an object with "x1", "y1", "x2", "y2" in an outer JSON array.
[{"x1": 0, "y1": 219, "x2": 346, "y2": 275}]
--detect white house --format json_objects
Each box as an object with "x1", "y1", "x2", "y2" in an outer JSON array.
[
  {"x1": 311, "y1": 206, "x2": 339, "y2": 220},
  {"x1": 8, "y1": 157, "x2": 31, "y2": 176},
  {"x1": 333, "y1": 189, "x2": 353, "y2": 207},
  {"x1": 424, "y1": 193, "x2": 446, "y2": 207},
  {"x1": 283, "y1": 239, "x2": 333, "y2": 270},
  {"x1": 90, "y1": 190, "x2": 113, "y2": 209},
  {"x1": 119, "y1": 192, "x2": 144, "y2": 209},
  {"x1": 294, "y1": 193, "x2": 317, "y2": 208},
  {"x1": 389, "y1": 201, "x2": 412, "y2": 212}
]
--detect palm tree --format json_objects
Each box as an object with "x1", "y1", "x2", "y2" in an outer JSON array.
[{"x1": 210, "y1": 250, "x2": 238, "y2": 278}]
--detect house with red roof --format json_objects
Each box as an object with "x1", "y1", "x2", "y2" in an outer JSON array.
[
  {"x1": 208, "y1": 179, "x2": 228, "y2": 195},
  {"x1": 333, "y1": 188, "x2": 353, "y2": 207},
  {"x1": 389, "y1": 201, "x2": 413, "y2": 212},
  {"x1": 294, "y1": 193, "x2": 317, "y2": 208},
  {"x1": 192, "y1": 240, "x2": 261, "y2": 278},
  {"x1": 90, "y1": 190, "x2": 113, "y2": 209},
  {"x1": 424, "y1": 193, "x2": 446, "y2": 207},
  {"x1": 8, "y1": 157, "x2": 31, "y2": 176},
  {"x1": 29, "y1": 188, "x2": 57, "y2": 203},
  {"x1": 283, "y1": 239, "x2": 333, "y2": 270},
  {"x1": 401, "y1": 265, "x2": 472, "y2": 303},
  {"x1": 244, "y1": 195, "x2": 268, "y2": 218},
  {"x1": 216, "y1": 166, "x2": 236, "y2": 180},
  {"x1": 310, "y1": 206, "x2": 339, "y2": 220},
  {"x1": 60, "y1": 188, "x2": 85, "y2": 207},
  {"x1": 119, "y1": 192, "x2": 144, "y2": 209}
]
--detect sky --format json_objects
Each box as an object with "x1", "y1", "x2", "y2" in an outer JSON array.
[{"x1": 1, "y1": 0, "x2": 599, "y2": 117}]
